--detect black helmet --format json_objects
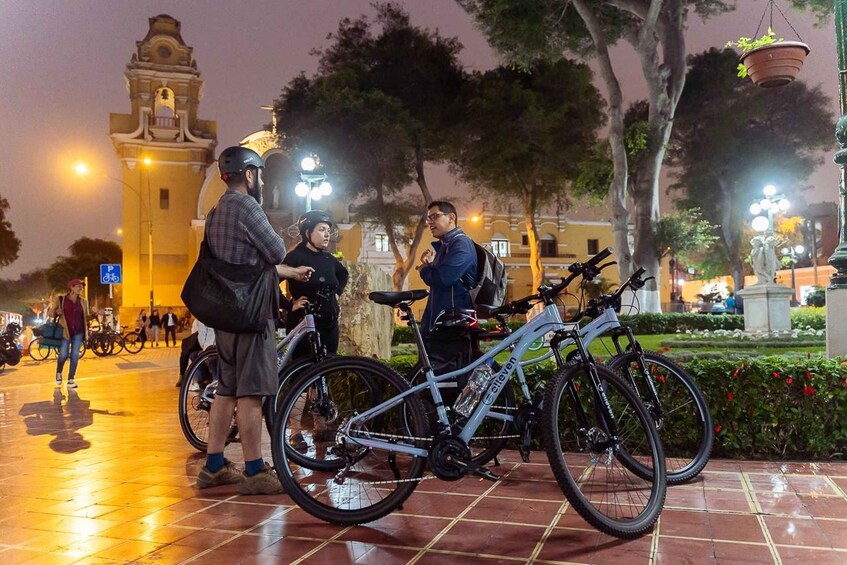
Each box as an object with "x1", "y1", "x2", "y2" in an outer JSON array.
[
  {"x1": 297, "y1": 210, "x2": 334, "y2": 237},
  {"x1": 4, "y1": 322, "x2": 21, "y2": 336},
  {"x1": 432, "y1": 308, "x2": 478, "y2": 331},
  {"x1": 217, "y1": 146, "x2": 264, "y2": 179}
]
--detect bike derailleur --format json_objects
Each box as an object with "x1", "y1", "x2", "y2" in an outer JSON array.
[{"x1": 514, "y1": 401, "x2": 542, "y2": 463}]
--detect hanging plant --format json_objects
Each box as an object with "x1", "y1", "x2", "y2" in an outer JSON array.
[{"x1": 725, "y1": 2, "x2": 810, "y2": 88}]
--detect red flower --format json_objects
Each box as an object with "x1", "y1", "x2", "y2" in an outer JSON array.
[
  {"x1": 714, "y1": 424, "x2": 722, "y2": 433},
  {"x1": 786, "y1": 377, "x2": 794, "y2": 385},
  {"x1": 657, "y1": 375, "x2": 666, "y2": 384},
  {"x1": 574, "y1": 383, "x2": 581, "y2": 393},
  {"x1": 773, "y1": 372, "x2": 781, "y2": 379},
  {"x1": 726, "y1": 391, "x2": 735, "y2": 401},
  {"x1": 663, "y1": 346, "x2": 671, "y2": 352},
  {"x1": 806, "y1": 371, "x2": 812, "y2": 380},
  {"x1": 804, "y1": 385, "x2": 816, "y2": 397}
]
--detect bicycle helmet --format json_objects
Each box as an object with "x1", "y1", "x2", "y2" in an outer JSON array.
[
  {"x1": 432, "y1": 308, "x2": 479, "y2": 331},
  {"x1": 4, "y1": 322, "x2": 21, "y2": 336},
  {"x1": 217, "y1": 146, "x2": 264, "y2": 180},
  {"x1": 297, "y1": 210, "x2": 334, "y2": 238}
]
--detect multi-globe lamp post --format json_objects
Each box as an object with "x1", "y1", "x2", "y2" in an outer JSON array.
[
  {"x1": 781, "y1": 243, "x2": 806, "y2": 305},
  {"x1": 749, "y1": 184, "x2": 790, "y2": 238},
  {"x1": 294, "y1": 155, "x2": 332, "y2": 213}
]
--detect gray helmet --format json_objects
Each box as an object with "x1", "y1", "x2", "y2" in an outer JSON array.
[
  {"x1": 297, "y1": 210, "x2": 334, "y2": 238},
  {"x1": 218, "y1": 146, "x2": 264, "y2": 179}
]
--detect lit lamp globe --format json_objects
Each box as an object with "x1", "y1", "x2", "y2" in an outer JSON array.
[
  {"x1": 751, "y1": 215, "x2": 770, "y2": 233},
  {"x1": 309, "y1": 188, "x2": 323, "y2": 201},
  {"x1": 778, "y1": 198, "x2": 790, "y2": 211},
  {"x1": 749, "y1": 202, "x2": 763, "y2": 215},
  {"x1": 794, "y1": 244, "x2": 805, "y2": 255},
  {"x1": 301, "y1": 156, "x2": 317, "y2": 172},
  {"x1": 295, "y1": 182, "x2": 310, "y2": 197},
  {"x1": 319, "y1": 181, "x2": 332, "y2": 196},
  {"x1": 763, "y1": 184, "x2": 777, "y2": 197}
]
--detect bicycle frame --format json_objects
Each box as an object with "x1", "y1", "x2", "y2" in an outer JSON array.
[{"x1": 342, "y1": 300, "x2": 569, "y2": 457}]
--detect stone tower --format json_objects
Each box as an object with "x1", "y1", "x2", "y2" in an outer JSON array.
[{"x1": 110, "y1": 14, "x2": 217, "y2": 320}]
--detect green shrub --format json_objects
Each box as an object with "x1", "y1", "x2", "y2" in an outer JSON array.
[
  {"x1": 806, "y1": 287, "x2": 826, "y2": 307},
  {"x1": 791, "y1": 306, "x2": 825, "y2": 329},
  {"x1": 384, "y1": 352, "x2": 847, "y2": 460},
  {"x1": 618, "y1": 312, "x2": 744, "y2": 334}
]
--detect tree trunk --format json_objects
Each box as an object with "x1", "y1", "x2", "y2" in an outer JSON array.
[
  {"x1": 524, "y1": 210, "x2": 543, "y2": 292},
  {"x1": 573, "y1": 0, "x2": 632, "y2": 279}
]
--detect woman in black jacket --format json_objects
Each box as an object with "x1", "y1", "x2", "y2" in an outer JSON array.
[{"x1": 282, "y1": 210, "x2": 348, "y2": 356}]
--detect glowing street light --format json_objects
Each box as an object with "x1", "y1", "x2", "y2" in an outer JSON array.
[
  {"x1": 296, "y1": 154, "x2": 331, "y2": 212},
  {"x1": 749, "y1": 185, "x2": 790, "y2": 236}
]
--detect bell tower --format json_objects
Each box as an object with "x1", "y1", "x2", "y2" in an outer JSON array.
[{"x1": 110, "y1": 14, "x2": 217, "y2": 320}]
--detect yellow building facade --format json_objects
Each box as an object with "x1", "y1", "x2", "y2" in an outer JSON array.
[{"x1": 109, "y1": 15, "x2": 217, "y2": 323}]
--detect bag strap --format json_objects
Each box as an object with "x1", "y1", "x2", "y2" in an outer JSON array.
[{"x1": 200, "y1": 206, "x2": 216, "y2": 260}]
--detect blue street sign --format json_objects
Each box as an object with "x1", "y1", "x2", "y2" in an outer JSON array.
[{"x1": 100, "y1": 264, "x2": 122, "y2": 284}]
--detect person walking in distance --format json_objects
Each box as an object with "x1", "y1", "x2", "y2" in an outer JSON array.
[
  {"x1": 196, "y1": 146, "x2": 313, "y2": 495},
  {"x1": 149, "y1": 308, "x2": 161, "y2": 347},
  {"x1": 162, "y1": 307, "x2": 178, "y2": 347},
  {"x1": 282, "y1": 210, "x2": 349, "y2": 357},
  {"x1": 50, "y1": 279, "x2": 90, "y2": 389},
  {"x1": 137, "y1": 309, "x2": 149, "y2": 345}
]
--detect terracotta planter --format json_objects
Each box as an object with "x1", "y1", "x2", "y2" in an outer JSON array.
[{"x1": 740, "y1": 41, "x2": 810, "y2": 88}]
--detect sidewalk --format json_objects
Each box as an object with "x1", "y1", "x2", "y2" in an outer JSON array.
[{"x1": 1, "y1": 348, "x2": 846, "y2": 563}]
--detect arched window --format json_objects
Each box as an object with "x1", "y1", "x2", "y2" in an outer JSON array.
[
  {"x1": 490, "y1": 233, "x2": 509, "y2": 257},
  {"x1": 153, "y1": 87, "x2": 176, "y2": 126},
  {"x1": 540, "y1": 233, "x2": 557, "y2": 257}
]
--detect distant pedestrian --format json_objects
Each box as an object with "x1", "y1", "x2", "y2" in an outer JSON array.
[
  {"x1": 149, "y1": 308, "x2": 161, "y2": 347},
  {"x1": 725, "y1": 292, "x2": 736, "y2": 314},
  {"x1": 49, "y1": 279, "x2": 90, "y2": 389},
  {"x1": 137, "y1": 310, "x2": 149, "y2": 344},
  {"x1": 162, "y1": 307, "x2": 179, "y2": 347}
]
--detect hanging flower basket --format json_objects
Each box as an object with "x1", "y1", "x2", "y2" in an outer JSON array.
[{"x1": 740, "y1": 41, "x2": 810, "y2": 88}]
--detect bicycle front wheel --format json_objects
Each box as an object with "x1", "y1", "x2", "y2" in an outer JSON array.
[
  {"x1": 29, "y1": 337, "x2": 51, "y2": 361},
  {"x1": 123, "y1": 332, "x2": 143, "y2": 354},
  {"x1": 272, "y1": 356, "x2": 428, "y2": 525},
  {"x1": 607, "y1": 351, "x2": 713, "y2": 485},
  {"x1": 543, "y1": 363, "x2": 666, "y2": 539}
]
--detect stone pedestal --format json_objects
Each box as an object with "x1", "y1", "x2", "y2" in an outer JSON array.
[
  {"x1": 826, "y1": 287, "x2": 847, "y2": 357},
  {"x1": 338, "y1": 262, "x2": 394, "y2": 359},
  {"x1": 737, "y1": 284, "x2": 793, "y2": 333}
]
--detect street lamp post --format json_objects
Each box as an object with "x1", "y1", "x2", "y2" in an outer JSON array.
[
  {"x1": 749, "y1": 184, "x2": 790, "y2": 239},
  {"x1": 294, "y1": 155, "x2": 331, "y2": 213},
  {"x1": 74, "y1": 160, "x2": 154, "y2": 313},
  {"x1": 829, "y1": 1, "x2": 847, "y2": 286},
  {"x1": 781, "y1": 244, "x2": 806, "y2": 306}
]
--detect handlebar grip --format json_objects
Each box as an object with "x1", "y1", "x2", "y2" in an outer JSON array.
[
  {"x1": 633, "y1": 267, "x2": 646, "y2": 279},
  {"x1": 586, "y1": 247, "x2": 613, "y2": 267}
]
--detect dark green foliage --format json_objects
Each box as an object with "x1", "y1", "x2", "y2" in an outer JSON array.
[
  {"x1": 0, "y1": 194, "x2": 21, "y2": 269},
  {"x1": 385, "y1": 353, "x2": 847, "y2": 459},
  {"x1": 46, "y1": 237, "x2": 122, "y2": 303},
  {"x1": 805, "y1": 287, "x2": 826, "y2": 307}
]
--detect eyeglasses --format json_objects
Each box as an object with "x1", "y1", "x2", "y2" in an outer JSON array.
[{"x1": 425, "y1": 212, "x2": 449, "y2": 223}]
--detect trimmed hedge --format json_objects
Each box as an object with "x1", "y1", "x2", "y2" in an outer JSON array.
[{"x1": 384, "y1": 353, "x2": 847, "y2": 460}]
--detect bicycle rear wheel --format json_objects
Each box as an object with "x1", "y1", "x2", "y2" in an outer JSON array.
[
  {"x1": 123, "y1": 332, "x2": 143, "y2": 354},
  {"x1": 178, "y1": 347, "x2": 235, "y2": 452},
  {"x1": 110, "y1": 334, "x2": 126, "y2": 354},
  {"x1": 543, "y1": 363, "x2": 666, "y2": 539},
  {"x1": 607, "y1": 351, "x2": 713, "y2": 485},
  {"x1": 272, "y1": 356, "x2": 428, "y2": 525}
]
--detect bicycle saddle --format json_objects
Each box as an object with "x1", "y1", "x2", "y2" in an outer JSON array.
[{"x1": 369, "y1": 290, "x2": 429, "y2": 306}]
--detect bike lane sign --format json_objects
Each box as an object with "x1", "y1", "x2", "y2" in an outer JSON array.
[{"x1": 100, "y1": 264, "x2": 122, "y2": 284}]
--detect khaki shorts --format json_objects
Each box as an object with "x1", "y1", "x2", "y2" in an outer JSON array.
[{"x1": 214, "y1": 320, "x2": 277, "y2": 398}]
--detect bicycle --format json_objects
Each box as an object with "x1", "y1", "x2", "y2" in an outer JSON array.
[
  {"x1": 28, "y1": 336, "x2": 87, "y2": 361},
  {"x1": 271, "y1": 248, "x2": 667, "y2": 539},
  {"x1": 489, "y1": 266, "x2": 712, "y2": 485},
  {"x1": 178, "y1": 282, "x2": 336, "y2": 459},
  {"x1": 121, "y1": 327, "x2": 144, "y2": 354}
]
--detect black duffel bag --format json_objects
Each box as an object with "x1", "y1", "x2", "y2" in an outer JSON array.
[{"x1": 181, "y1": 239, "x2": 278, "y2": 334}]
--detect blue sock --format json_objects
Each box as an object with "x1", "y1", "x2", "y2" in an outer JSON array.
[
  {"x1": 244, "y1": 458, "x2": 264, "y2": 476},
  {"x1": 206, "y1": 452, "x2": 225, "y2": 473}
]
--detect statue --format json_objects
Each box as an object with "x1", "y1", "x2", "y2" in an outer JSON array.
[{"x1": 750, "y1": 235, "x2": 779, "y2": 285}]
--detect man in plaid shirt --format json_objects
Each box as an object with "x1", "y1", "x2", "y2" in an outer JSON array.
[{"x1": 196, "y1": 146, "x2": 313, "y2": 495}]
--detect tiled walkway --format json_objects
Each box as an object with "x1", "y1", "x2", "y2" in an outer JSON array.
[{"x1": 1, "y1": 348, "x2": 847, "y2": 563}]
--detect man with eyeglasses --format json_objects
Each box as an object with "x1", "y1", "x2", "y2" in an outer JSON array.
[{"x1": 417, "y1": 201, "x2": 478, "y2": 402}]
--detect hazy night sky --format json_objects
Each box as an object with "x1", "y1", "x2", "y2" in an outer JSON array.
[{"x1": 0, "y1": 0, "x2": 840, "y2": 279}]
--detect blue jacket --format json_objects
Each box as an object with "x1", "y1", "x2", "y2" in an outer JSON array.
[{"x1": 420, "y1": 227, "x2": 478, "y2": 333}]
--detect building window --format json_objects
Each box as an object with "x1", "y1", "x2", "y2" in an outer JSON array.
[
  {"x1": 521, "y1": 234, "x2": 529, "y2": 246},
  {"x1": 587, "y1": 239, "x2": 599, "y2": 255},
  {"x1": 374, "y1": 233, "x2": 389, "y2": 253},
  {"x1": 159, "y1": 188, "x2": 169, "y2": 210},
  {"x1": 540, "y1": 234, "x2": 557, "y2": 257},
  {"x1": 491, "y1": 234, "x2": 509, "y2": 257}
]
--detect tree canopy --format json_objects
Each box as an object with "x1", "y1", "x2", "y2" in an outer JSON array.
[
  {"x1": 46, "y1": 237, "x2": 122, "y2": 304},
  {"x1": 670, "y1": 47, "x2": 834, "y2": 290},
  {"x1": 275, "y1": 2, "x2": 467, "y2": 289},
  {"x1": 449, "y1": 59, "x2": 607, "y2": 290},
  {"x1": 0, "y1": 194, "x2": 21, "y2": 269}
]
